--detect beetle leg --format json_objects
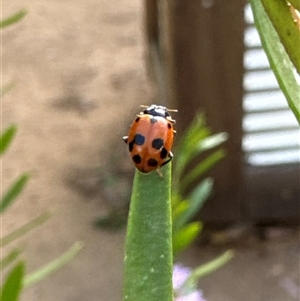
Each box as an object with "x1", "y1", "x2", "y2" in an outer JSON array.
[
  {"x1": 160, "y1": 152, "x2": 173, "y2": 167},
  {"x1": 156, "y1": 167, "x2": 163, "y2": 177}
]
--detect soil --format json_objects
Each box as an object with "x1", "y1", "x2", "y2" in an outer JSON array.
[{"x1": 2, "y1": 1, "x2": 299, "y2": 301}]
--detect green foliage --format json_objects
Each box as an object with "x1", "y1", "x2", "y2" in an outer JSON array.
[
  {"x1": 0, "y1": 174, "x2": 30, "y2": 214},
  {"x1": 0, "y1": 125, "x2": 17, "y2": 155},
  {"x1": 178, "y1": 250, "x2": 234, "y2": 295},
  {"x1": 24, "y1": 242, "x2": 84, "y2": 288},
  {"x1": 0, "y1": 249, "x2": 22, "y2": 270},
  {"x1": 1, "y1": 11, "x2": 82, "y2": 299},
  {"x1": 0, "y1": 212, "x2": 51, "y2": 247},
  {"x1": 0, "y1": 127, "x2": 82, "y2": 299},
  {"x1": 123, "y1": 165, "x2": 173, "y2": 301},
  {"x1": 1, "y1": 126, "x2": 82, "y2": 298},
  {"x1": 170, "y1": 115, "x2": 233, "y2": 290},
  {"x1": 0, "y1": 9, "x2": 27, "y2": 28},
  {"x1": 0, "y1": 262, "x2": 25, "y2": 301},
  {"x1": 250, "y1": 0, "x2": 300, "y2": 124},
  {"x1": 172, "y1": 222, "x2": 202, "y2": 255},
  {"x1": 261, "y1": 0, "x2": 300, "y2": 74},
  {"x1": 172, "y1": 114, "x2": 227, "y2": 256}
]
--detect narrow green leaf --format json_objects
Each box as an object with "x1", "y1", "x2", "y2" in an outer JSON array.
[
  {"x1": 0, "y1": 212, "x2": 51, "y2": 247},
  {"x1": 250, "y1": 0, "x2": 300, "y2": 124},
  {"x1": 175, "y1": 132, "x2": 227, "y2": 183},
  {"x1": 0, "y1": 249, "x2": 21, "y2": 270},
  {"x1": 174, "y1": 116, "x2": 208, "y2": 174},
  {"x1": 181, "y1": 250, "x2": 234, "y2": 292},
  {"x1": 123, "y1": 165, "x2": 173, "y2": 301},
  {"x1": 261, "y1": 0, "x2": 300, "y2": 74},
  {"x1": 173, "y1": 222, "x2": 202, "y2": 256},
  {"x1": 180, "y1": 149, "x2": 226, "y2": 191},
  {"x1": 172, "y1": 199, "x2": 189, "y2": 220},
  {"x1": 176, "y1": 115, "x2": 207, "y2": 155},
  {"x1": 0, "y1": 9, "x2": 27, "y2": 28},
  {"x1": 0, "y1": 174, "x2": 29, "y2": 214},
  {"x1": 0, "y1": 125, "x2": 17, "y2": 155},
  {"x1": 174, "y1": 178, "x2": 213, "y2": 231},
  {"x1": 24, "y1": 242, "x2": 83, "y2": 287},
  {"x1": 1, "y1": 261, "x2": 25, "y2": 301}
]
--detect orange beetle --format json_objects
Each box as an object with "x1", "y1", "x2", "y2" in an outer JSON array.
[{"x1": 123, "y1": 104, "x2": 177, "y2": 175}]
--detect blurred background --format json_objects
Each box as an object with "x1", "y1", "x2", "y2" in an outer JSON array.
[{"x1": 2, "y1": 0, "x2": 299, "y2": 300}]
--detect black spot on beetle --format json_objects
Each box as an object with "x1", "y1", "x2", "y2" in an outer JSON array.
[
  {"x1": 129, "y1": 140, "x2": 135, "y2": 152},
  {"x1": 132, "y1": 154, "x2": 142, "y2": 164},
  {"x1": 150, "y1": 117, "x2": 157, "y2": 124},
  {"x1": 160, "y1": 147, "x2": 168, "y2": 159},
  {"x1": 135, "y1": 117, "x2": 140, "y2": 122},
  {"x1": 152, "y1": 138, "x2": 164, "y2": 150},
  {"x1": 147, "y1": 158, "x2": 158, "y2": 167},
  {"x1": 134, "y1": 134, "x2": 145, "y2": 145},
  {"x1": 167, "y1": 123, "x2": 172, "y2": 129}
]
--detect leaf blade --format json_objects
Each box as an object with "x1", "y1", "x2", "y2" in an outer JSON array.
[
  {"x1": 0, "y1": 174, "x2": 30, "y2": 214},
  {"x1": 123, "y1": 165, "x2": 173, "y2": 301},
  {"x1": 24, "y1": 242, "x2": 83, "y2": 287},
  {"x1": 173, "y1": 222, "x2": 202, "y2": 256},
  {"x1": 0, "y1": 125, "x2": 17, "y2": 155},
  {"x1": 1, "y1": 261, "x2": 25, "y2": 301},
  {"x1": 174, "y1": 178, "x2": 213, "y2": 231},
  {"x1": 0, "y1": 249, "x2": 22, "y2": 270},
  {"x1": 180, "y1": 149, "x2": 226, "y2": 191},
  {"x1": 0, "y1": 9, "x2": 27, "y2": 28},
  {"x1": 250, "y1": 0, "x2": 300, "y2": 124},
  {"x1": 1, "y1": 212, "x2": 51, "y2": 247},
  {"x1": 261, "y1": 0, "x2": 300, "y2": 74}
]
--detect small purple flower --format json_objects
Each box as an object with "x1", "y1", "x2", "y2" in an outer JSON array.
[{"x1": 173, "y1": 264, "x2": 207, "y2": 301}]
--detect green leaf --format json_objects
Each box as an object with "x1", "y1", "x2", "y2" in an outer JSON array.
[
  {"x1": 261, "y1": 0, "x2": 300, "y2": 74},
  {"x1": 24, "y1": 242, "x2": 83, "y2": 287},
  {"x1": 0, "y1": 249, "x2": 22, "y2": 270},
  {"x1": 174, "y1": 117, "x2": 210, "y2": 177},
  {"x1": 180, "y1": 149, "x2": 226, "y2": 191},
  {"x1": 172, "y1": 199, "x2": 189, "y2": 220},
  {"x1": 250, "y1": 0, "x2": 300, "y2": 124},
  {"x1": 0, "y1": 125, "x2": 17, "y2": 155},
  {"x1": 180, "y1": 250, "x2": 234, "y2": 293},
  {"x1": 0, "y1": 174, "x2": 29, "y2": 214},
  {"x1": 175, "y1": 132, "x2": 227, "y2": 185},
  {"x1": 0, "y1": 9, "x2": 27, "y2": 28},
  {"x1": 173, "y1": 222, "x2": 202, "y2": 256},
  {"x1": 123, "y1": 165, "x2": 173, "y2": 301},
  {"x1": 1, "y1": 212, "x2": 51, "y2": 247},
  {"x1": 1, "y1": 261, "x2": 25, "y2": 301},
  {"x1": 173, "y1": 178, "x2": 213, "y2": 231}
]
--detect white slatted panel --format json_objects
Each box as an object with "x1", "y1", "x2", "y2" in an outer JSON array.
[{"x1": 243, "y1": 4, "x2": 300, "y2": 166}]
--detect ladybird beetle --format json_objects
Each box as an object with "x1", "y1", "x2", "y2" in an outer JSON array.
[{"x1": 123, "y1": 104, "x2": 177, "y2": 175}]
